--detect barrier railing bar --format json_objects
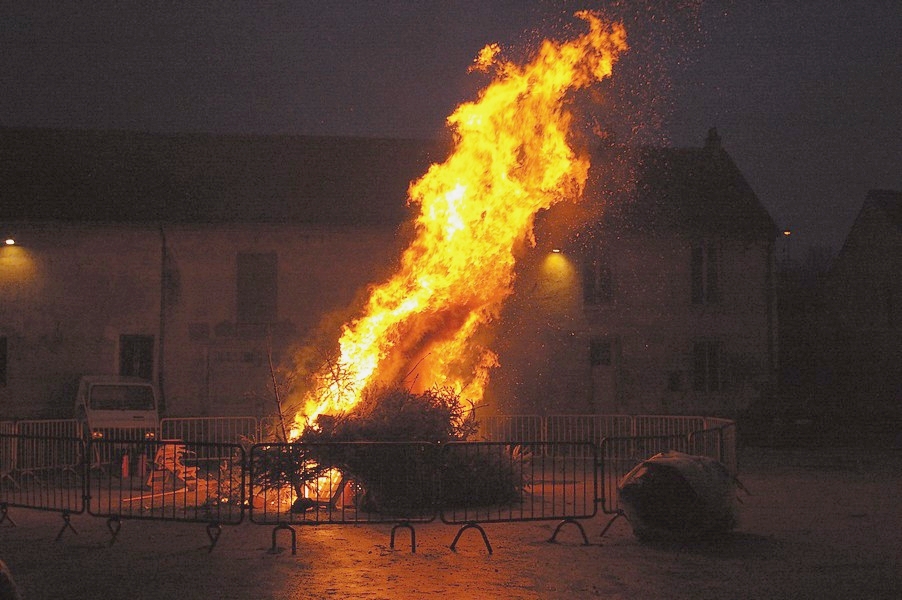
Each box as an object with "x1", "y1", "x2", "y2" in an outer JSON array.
[{"x1": 2, "y1": 415, "x2": 736, "y2": 551}]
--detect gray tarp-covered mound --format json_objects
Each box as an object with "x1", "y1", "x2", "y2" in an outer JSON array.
[{"x1": 618, "y1": 451, "x2": 739, "y2": 540}]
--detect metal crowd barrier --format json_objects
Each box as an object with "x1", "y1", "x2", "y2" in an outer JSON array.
[
  {"x1": 248, "y1": 441, "x2": 439, "y2": 526},
  {"x1": 699, "y1": 418, "x2": 738, "y2": 474},
  {"x1": 478, "y1": 415, "x2": 545, "y2": 443},
  {"x1": 14, "y1": 419, "x2": 80, "y2": 439},
  {"x1": 248, "y1": 441, "x2": 440, "y2": 553},
  {"x1": 633, "y1": 415, "x2": 706, "y2": 438},
  {"x1": 546, "y1": 414, "x2": 633, "y2": 445},
  {"x1": 0, "y1": 422, "x2": 16, "y2": 488},
  {"x1": 85, "y1": 438, "x2": 245, "y2": 548},
  {"x1": 246, "y1": 440, "x2": 598, "y2": 554},
  {"x1": 480, "y1": 415, "x2": 713, "y2": 443},
  {"x1": 160, "y1": 416, "x2": 259, "y2": 445},
  {"x1": 14, "y1": 420, "x2": 81, "y2": 478},
  {"x1": 160, "y1": 416, "x2": 260, "y2": 476},
  {"x1": 0, "y1": 432, "x2": 84, "y2": 511},
  {"x1": 1, "y1": 415, "x2": 737, "y2": 552},
  {"x1": 0, "y1": 431, "x2": 84, "y2": 539},
  {"x1": 159, "y1": 415, "x2": 293, "y2": 446},
  {"x1": 440, "y1": 441, "x2": 598, "y2": 551},
  {"x1": 440, "y1": 441, "x2": 597, "y2": 522}
]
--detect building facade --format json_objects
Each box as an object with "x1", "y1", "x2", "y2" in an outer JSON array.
[
  {"x1": 1, "y1": 127, "x2": 778, "y2": 420},
  {"x1": 487, "y1": 131, "x2": 778, "y2": 417},
  {"x1": 817, "y1": 189, "x2": 902, "y2": 420}
]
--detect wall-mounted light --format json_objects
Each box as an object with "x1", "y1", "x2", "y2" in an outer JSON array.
[
  {"x1": 4, "y1": 238, "x2": 14, "y2": 246},
  {"x1": 551, "y1": 248, "x2": 562, "y2": 254},
  {"x1": 782, "y1": 230, "x2": 791, "y2": 237}
]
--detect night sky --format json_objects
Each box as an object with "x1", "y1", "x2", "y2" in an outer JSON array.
[{"x1": 2, "y1": 1, "x2": 900, "y2": 253}]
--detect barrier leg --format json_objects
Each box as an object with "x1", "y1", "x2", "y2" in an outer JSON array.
[
  {"x1": 450, "y1": 522, "x2": 492, "y2": 555},
  {"x1": 206, "y1": 522, "x2": 222, "y2": 553},
  {"x1": 55, "y1": 510, "x2": 78, "y2": 541},
  {"x1": 106, "y1": 515, "x2": 122, "y2": 546},
  {"x1": 0, "y1": 503, "x2": 15, "y2": 527},
  {"x1": 389, "y1": 521, "x2": 416, "y2": 553},
  {"x1": 548, "y1": 517, "x2": 590, "y2": 545},
  {"x1": 271, "y1": 523, "x2": 297, "y2": 555},
  {"x1": 599, "y1": 512, "x2": 624, "y2": 539}
]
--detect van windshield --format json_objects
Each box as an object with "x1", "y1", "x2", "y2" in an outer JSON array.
[{"x1": 89, "y1": 384, "x2": 156, "y2": 411}]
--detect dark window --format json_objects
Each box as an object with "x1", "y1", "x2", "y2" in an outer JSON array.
[
  {"x1": 237, "y1": 252, "x2": 278, "y2": 324},
  {"x1": 693, "y1": 341, "x2": 721, "y2": 392},
  {"x1": 119, "y1": 335, "x2": 154, "y2": 380},
  {"x1": 582, "y1": 256, "x2": 613, "y2": 305},
  {"x1": 691, "y1": 242, "x2": 719, "y2": 304},
  {"x1": 589, "y1": 338, "x2": 612, "y2": 367},
  {"x1": 0, "y1": 336, "x2": 7, "y2": 386}
]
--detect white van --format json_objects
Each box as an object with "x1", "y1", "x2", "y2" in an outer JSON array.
[{"x1": 75, "y1": 375, "x2": 160, "y2": 441}]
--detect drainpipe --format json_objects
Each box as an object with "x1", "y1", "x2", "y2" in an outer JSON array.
[
  {"x1": 158, "y1": 224, "x2": 167, "y2": 416},
  {"x1": 766, "y1": 234, "x2": 778, "y2": 403}
]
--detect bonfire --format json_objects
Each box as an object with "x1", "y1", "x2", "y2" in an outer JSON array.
[
  {"x1": 256, "y1": 12, "x2": 629, "y2": 513},
  {"x1": 287, "y1": 11, "x2": 628, "y2": 437}
]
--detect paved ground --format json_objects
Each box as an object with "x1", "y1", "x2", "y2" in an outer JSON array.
[{"x1": 2, "y1": 446, "x2": 900, "y2": 599}]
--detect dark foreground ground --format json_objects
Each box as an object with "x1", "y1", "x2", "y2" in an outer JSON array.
[{"x1": 2, "y1": 446, "x2": 900, "y2": 599}]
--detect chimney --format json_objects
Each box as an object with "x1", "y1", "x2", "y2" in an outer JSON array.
[{"x1": 705, "y1": 127, "x2": 721, "y2": 151}]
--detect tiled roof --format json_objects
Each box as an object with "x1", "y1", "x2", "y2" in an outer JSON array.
[
  {"x1": 1, "y1": 127, "x2": 445, "y2": 225},
  {"x1": 2, "y1": 127, "x2": 776, "y2": 240},
  {"x1": 591, "y1": 132, "x2": 776, "y2": 240}
]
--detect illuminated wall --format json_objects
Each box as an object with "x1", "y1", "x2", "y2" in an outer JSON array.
[
  {"x1": 489, "y1": 224, "x2": 775, "y2": 418},
  {"x1": 2, "y1": 217, "x2": 775, "y2": 420},
  {"x1": 0, "y1": 221, "x2": 403, "y2": 418},
  {"x1": 0, "y1": 223, "x2": 161, "y2": 417},
  {"x1": 159, "y1": 223, "x2": 404, "y2": 416}
]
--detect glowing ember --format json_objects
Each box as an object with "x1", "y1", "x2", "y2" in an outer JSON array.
[{"x1": 290, "y1": 12, "x2": 627, "y2": 437}]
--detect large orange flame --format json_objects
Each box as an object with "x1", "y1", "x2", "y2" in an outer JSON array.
[{"x1": 291, "y1": 12, "x2": 627, "y2": 436}]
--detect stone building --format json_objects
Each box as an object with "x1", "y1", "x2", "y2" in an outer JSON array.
[
  {"x1": 817, "y1": 189, "x2": 902, "y2": 421},
  {"x1": 1, "y1": 127, "x2": 777, "y2": 420},
  {"x1": 490, "y1": 129, "x2": 778, "y2": 417}
]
